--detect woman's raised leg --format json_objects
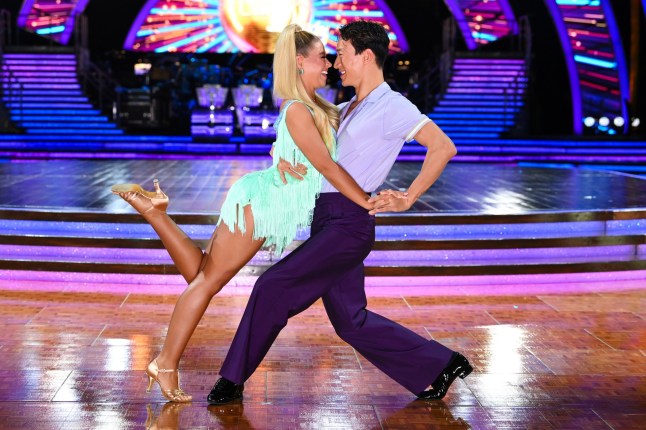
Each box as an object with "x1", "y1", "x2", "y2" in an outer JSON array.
[
  {"x1": 112, "y1": 180, "x2": 205, "y2": 282},
  {"x1": 149, "y1": 204, "x2": 265, "y2": 400}
]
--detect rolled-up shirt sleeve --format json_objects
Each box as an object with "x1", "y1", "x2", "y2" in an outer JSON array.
[{"x1": 382, "y1": 95, "x2": 432, "y2": 142}]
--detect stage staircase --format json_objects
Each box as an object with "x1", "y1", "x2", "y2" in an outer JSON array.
[
  {"x1": 0, "y1": 53, "x2": 644, "y2": 173},
  {"x1": 2, "y1": 53, "x2": 122, "y2": 136},
  {"x1": 0, "y1": 52, "x2": 195, "y2": 153},
  {"x1": 401, "y1": 56, "x2": 527, "y2": 157}
]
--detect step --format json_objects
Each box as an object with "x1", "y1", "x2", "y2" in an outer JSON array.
[
  {"x1": 11, "y1": 116, "x2": 109, "y2": 122},
  {"x1": 448, "y1": 82, "x2": 527, "y2": 89},
  {"x1": 443, "y1": 94, "x2": 522, "y2": 101},
  {"x1": 7, "y1": 109, "x2": 103, "y2": 115},
  {"x1": 1, "y1": 71, "x2": 77, "y2": 78},
  {"x1": 2, "y1": 66, "x2": 76, "y2": 72},
  {"x1": 438, "y1": 100, "x2": 524, "y2": 107},
  {"x1": 432, "y1": 106, "x2": 521, "y2": 113},
  {"x1": 0, "y1": 134, "x2": 192, "y2": 142},
  {"x1": 3, "y1": 59, "x2": 77, "y2": 66},
  {"x1": 452, "y1": 65, "x2": 525, "y2": 71},
  {"x1": 450, "y1": 139, "x2": 646, "y2": 148},
  {"x1": 5, "y1": 102, "x2": 94, "y2": 108},
  {"x1": 430, "y1": 113, "x2": 519, "y2": 120},
  {"x1": 454, "y1": 58, "x2": 525, "y2": 64},
  {"x1": 3, "y1": 54, "x2": 76, "y2": 60},
  {"x1": 439, "y1": 126, "x2": 508, "y2": 133},
  {"x1": 3, "y1": 97, "x2": 90, "y2": 103},
  {"x1": 432, "y1": 119, "x2": 516, "y2": 126},
  {"x1": 18, "y1": 122, "x2": 119, "y2": 129},
  {"x1": 446, "y1": 88, "x2": 526, "y2": 95},
  {"x1": 25, "y1": 129, "x2": 124, "y2": 135},
  {"x1": 2, "y1": 83, "x2": 81, "y2": 90},
  {"x1": 0, "y1": 77, "x2": 79, "y2": 84},
  {"x1": 452, "y1": 76, "x2": 527, "y2": 83},
  {"x1": 1, "y1": 90, "x2": 84, "y2": 96},
  {"x1": 0, "y1": 243, "x2": 642, "y2": 266},
  {"x1": 443, "y1": 132, "x2": 502, "y2": 139},
  {"x1": 453, "y1": 70, "x2": 526, "y2": 77}
]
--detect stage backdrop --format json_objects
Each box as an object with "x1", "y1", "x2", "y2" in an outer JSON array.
[{"x1": 123, "y1": 0, "x2": 409, "y2": 54}]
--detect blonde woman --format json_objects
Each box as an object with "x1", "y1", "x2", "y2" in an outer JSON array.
[{"x1": 111, "y1": 24, "x2": 372, "y2": 402}]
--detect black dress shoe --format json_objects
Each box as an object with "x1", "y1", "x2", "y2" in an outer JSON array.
[
  {"x1": 418, "y1": 352, "x2": 473, "y2": 400},
  {"x1": 207, "y1": 377, "x2": 244, "y2": 405}
]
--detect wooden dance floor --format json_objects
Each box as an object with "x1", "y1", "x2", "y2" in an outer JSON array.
[{"x1": 0, "y1": 159, "x2": 645, "y2": 429}]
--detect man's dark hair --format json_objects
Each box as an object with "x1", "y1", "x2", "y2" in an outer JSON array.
[{"x1": 338, "y1": 21, "x2": 389, "y2": 69}]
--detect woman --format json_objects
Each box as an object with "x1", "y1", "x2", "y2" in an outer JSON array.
[{"x1": 111, "y1": 24, "x2": 372, "y2": 402}]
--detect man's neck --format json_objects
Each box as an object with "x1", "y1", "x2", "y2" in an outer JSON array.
[{"x1": 354, "y1": 73, "x2": 385, "y2": 104}]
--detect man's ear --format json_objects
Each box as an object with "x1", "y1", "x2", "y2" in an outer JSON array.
[{"x1": 363, "y1": 49, "x2": 375, "y2": 65}]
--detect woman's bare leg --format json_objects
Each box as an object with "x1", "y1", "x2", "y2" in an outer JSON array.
[
  {"x1": 117, "y1": 190, "x2": 206, "y2": 283},
  {"x1": 143, "y1": 208, "x2": 205, "y2": 283},
  {"x1": 153, "y1": 205, "x2": 265, "y2": 390}
]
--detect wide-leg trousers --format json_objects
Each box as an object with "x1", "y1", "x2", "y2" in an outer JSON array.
[{"x1": 219, "y1": 193, "x2": 454, "y2": 394}]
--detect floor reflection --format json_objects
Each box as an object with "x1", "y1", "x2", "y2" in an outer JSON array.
[
  {"x1": 374, "y1": 400, "x2": 471, "y2": 429},
  {"x1": 207, "y1": 403, "x2": 255, "y2": 429},
  {"x1": 145, "y1": 403, "x2": 192, "y2": 430}
]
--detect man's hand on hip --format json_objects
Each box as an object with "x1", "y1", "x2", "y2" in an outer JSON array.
[{"x1": 277, "y1": 158, "x2": 308, "y2": 184}]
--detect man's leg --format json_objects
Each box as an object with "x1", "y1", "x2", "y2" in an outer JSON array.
[
  {"x1": 217, "y1": 193, "x2": 376, "y2": 386},
  {"x1": 322, "y1": 265, "x2": 455, "y2": 395},
  {"x1": 218, "y1": 217, "x2": 375, "y2": 384}
]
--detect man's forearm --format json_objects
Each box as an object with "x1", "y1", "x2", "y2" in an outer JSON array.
[{"x1": 406, "y1": 140, "x2": 456, "y2": 202}]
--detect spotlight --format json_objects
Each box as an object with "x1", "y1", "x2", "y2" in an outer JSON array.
[
  {"x1": 632, "y1": 117, "x2": 641, "y2": 128},
  {"x1": 583, "y1": 116, "x2": 595, "y2": 127},
  {"x1": 598, "y1": 116, "x2": 610, "y2": 127},
  {"x1": 613, "y1": 117, "x2": 625, "y2": 127}
]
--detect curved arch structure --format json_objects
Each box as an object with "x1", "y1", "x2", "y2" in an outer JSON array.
[
  {"x1": 124, "y1": 0, "x2": 409, "y2": 54},
  {"x1": 442, "y1": 0, "x2": 518, "y2": 50},
  {"x1": 543, "y1": 0, "x2": 629, "y2": 135},
  {"x1": 17, "y1": 0, "x2": 90, "y2": 45}
]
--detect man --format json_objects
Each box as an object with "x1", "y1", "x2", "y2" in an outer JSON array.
[{"x1": 208, "y1": 21, "x2": 471, "y2": 404}]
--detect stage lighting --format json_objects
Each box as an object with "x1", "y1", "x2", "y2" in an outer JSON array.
[
  {"x1": 583, "y1": 116, "x2": 595, "y2": 127},
  {"x1": 632, "y1": 118, "x2": 641, "y2": 128},
  {"x1": 134, "y1": 63, "x2": 152, "y2": 76},
  {"x1": 613, "y1": 117, "x2": 625, "y2": 127},
  {"x1": 598, "y1": 116, "x2": 610, "y2": 127}
]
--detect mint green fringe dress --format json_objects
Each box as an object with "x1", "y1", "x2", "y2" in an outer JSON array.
[{"x1": 217, "y1": 100, "x2": 336, "y2": 256}]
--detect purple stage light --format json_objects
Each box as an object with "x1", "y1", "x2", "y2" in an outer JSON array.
[
  {"x1": 17, "y1": 0, "x2": 90, "y2": 45},
  {"x1": 442, "y1": 0, "x2": 518, "y2": 49},
  {"x1": 543, "y1": 0, "x2": 628, "y2": 135},
  {"x1": 1, "y1": 269, "x2": 644, "y2": 296}
]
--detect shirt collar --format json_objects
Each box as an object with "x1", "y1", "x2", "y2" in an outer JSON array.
[{"x1": 340, "y1": 81, "x2": 390, "y2": 120}]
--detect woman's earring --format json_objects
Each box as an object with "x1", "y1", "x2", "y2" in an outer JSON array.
[{"x1": 298, "y1": 68, "x2": 304, "y2": 75}]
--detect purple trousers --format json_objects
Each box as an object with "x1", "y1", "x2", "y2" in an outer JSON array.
[{"x1": 219, "y1": 192, "x2": 454, "y2": 394}]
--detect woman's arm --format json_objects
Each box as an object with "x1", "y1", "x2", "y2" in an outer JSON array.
[{"x1": 284, "y1": 102, "x2": 372, "y2": 210}]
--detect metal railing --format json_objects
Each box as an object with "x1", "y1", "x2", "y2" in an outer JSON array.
[
  {"x1": 1, "y1": 9, "x2": 22, "y2": 131},
  {"x1": 73, "y1": 14, "x2": 119, "y2": 122}
]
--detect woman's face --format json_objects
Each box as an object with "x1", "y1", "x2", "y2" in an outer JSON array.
[{"x1": 297, "y1": 40, "x2": 332, "y2": 90}]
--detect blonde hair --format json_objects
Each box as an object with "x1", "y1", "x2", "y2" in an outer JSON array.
[{"x1": 273, "y1": 24, "x2": 339, "y2": 153}]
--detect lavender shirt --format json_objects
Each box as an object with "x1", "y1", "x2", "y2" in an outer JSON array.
[{"x1": 321, "y1": 82, "x2": 431, "y2": 193}]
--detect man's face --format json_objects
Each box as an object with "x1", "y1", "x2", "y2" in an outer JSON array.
[{"x1": 334, "y1": 38, "x2": 363, "y2": 88}]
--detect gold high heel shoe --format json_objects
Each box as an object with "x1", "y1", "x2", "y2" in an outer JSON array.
[
  {"x1": 145, "y1": 359, "x2": 193, "y2": 403},
  {"x1": 111, "y1": 179, "x2": 169, "y2": 215}
]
